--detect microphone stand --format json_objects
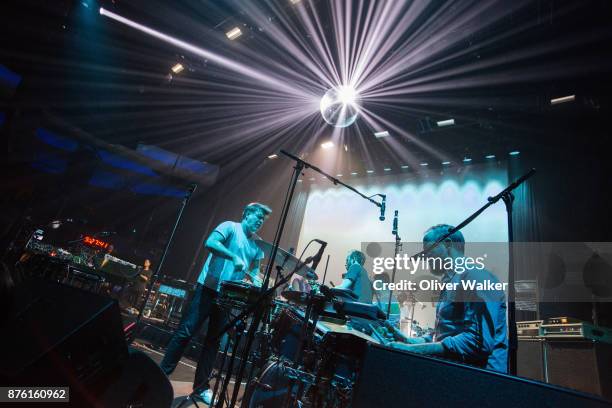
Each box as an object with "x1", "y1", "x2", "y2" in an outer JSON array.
[
  {"x1": 280, "y1": 150, "x2": 384, "y2": 209},
  {"x1": 211, "y1": 151, "x2": 384, "y2": 407},
  {"x1": 409, "y1": 168, "x2": 535, "y2": 376},
  {"x1": 133, "y1": 183, "x2": 197, "y2": 339},
  {"x1": 386, "y1": 210, "x2": 401, "y2": 320}
]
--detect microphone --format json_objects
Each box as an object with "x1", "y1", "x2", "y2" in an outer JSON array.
[
  {"x1": 379, "y1": 195, "x2": 386, "y2": 221},
  {"x1": 392, "y1": 210, "x2": 398, "y2": 235},
  {"x1": 309, "y1": 239, "x2": 327, "y2": 270}
]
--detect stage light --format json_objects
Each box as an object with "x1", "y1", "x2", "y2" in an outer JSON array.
[
  {"x1": 226, "y1": 27, "x2": 243, "y2": 40},
  {"x1": 321, "y1": 141, "x2": 334, "y2": 149},
  {"x1": 436, "y1": 119, "x2": 455, "y2": 127},
  {"x1": 550, "y1": 95, "x2": 575, "y2": 105},
  {"x1": 171, "y1": 63, "x2": 184, "y2": 74},
  {"x1": 351, "y1": 172, "x2": 358, "y2": 175},
  {"x1": 420, "y1": 162, "x2": 428, "y2": 166},
  {"x1": 374, "y1": 130, "x2": 390, "y2": 138},
  {"x1": 441, "y1": 161, "x2": 451, "y2": 165},
  {"x1": 509, "y1": 151, "x2": 520, "y2": 156},
  {"x1": 344, "y1": 144, "x2": 348, "y2": 152},
  {"x1": 267, "y1": 154, "x2": 278, "y2": 159},
  {"x1": 337, "y1": 174, "x2": 343, "y2": 177},
  {"x1": 320, "y1": 85, "x2": 360, "y2": 128},
  {"x1": 98, "y1": 8, "x2": 305, "y2": 95},
  {"x1": 298, "y1": 179, "x2": 303, "y2": 182},
  {"x1": 366, "y1": 170, "x2": 374, "y2": 174},
  {"x1": 485, "y1": 154, "x2": 496, "y2": 159},
  {"x1": 384, "y1": 167, "x2": 391, "y2": 172},
  {"x1": 290, "y1": 0, "x2": 301, "y2": 4},
  {"x1": 338, "y1": 86, "x2": 356, "y2": 104},
  {"x1": 401, "y1": 165, "x2": 409, "y2": 169},
  {"x1": 463, "y1": 157, "x2": 472, "y2": 163}
]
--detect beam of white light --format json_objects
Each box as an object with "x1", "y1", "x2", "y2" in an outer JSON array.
[
  {"x1": 337, "y1": 85, "x2": 357, "y2": 105},
  {"x1": 82, "y1": 0, "x2": 604, "y2": 181},
  {"x1": 235, "y1": 2, "x2": 338, "y2": 90},
  {"x1": 99, "y1": 7, "x2": 310, "y2": 99},
  {"x1": 294, "y1": 3, "x2": 343, "y2": 86}
]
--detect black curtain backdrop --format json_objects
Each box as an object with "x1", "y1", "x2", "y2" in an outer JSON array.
[{"x1": 510, "y1": 147, "x2": 612, "y2": 325}]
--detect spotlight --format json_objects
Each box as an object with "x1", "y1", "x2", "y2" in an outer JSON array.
[
  {"x1": 267, "y1": 154, "x2": 278, "y2": 159},
  {"x1": 550, "y1": 95, "x2": 575, "y2": 105},
  {"x1": 374, "y1": 131, "x2": 390, "y2": 138},
  {"x1": 420, "y1": 162, "x2": 428, "y2": 167},
  {"x1": 401, "y1": 165, "x2": 409, "y2": 169},
  {"x1": 309, "y1": 177, "x2": 315, "y2": 181},
  {"x1": 366, "y1": 170, "x2": 374, "y2": 174},
  {"x1": 463, "y1": 157, "x2": 472, "y2": 163},
  {"x1": 351, "y1": 172, "x2": 358, "y2": 175},
  {"x1": 321, "y1": 141, "x2": 334, "y2": 149},
  {"x1": 337, "y1": 85, "x2": 356, "y2": 105},
  {"x1": 509, "y1": 151, "x2": 520, "y2": 156},
  {"x1": 384, "y1": 167, "x2": 391, "y2": 172},
  {"x1": 436, "y1": 119, "x2": 455, "y2": 127},
  {"x1": 171, "y1": 63, "x2": 184, "y2": 74},
  {"x1": 290, "y1": 0, "x2": 302, "y2": 4},
  {"x1": 336, "y1": 174, "x2": 343, "y2": 177},
  {"x1": 485, "y1": 154, "x2": 496, "y2": 159},
  {"x1": 226, "y1": 27, "x2": 243, "y2": 40},
  {"x1": 441, "y1": 161, "x2": 451, "y2": 165}
]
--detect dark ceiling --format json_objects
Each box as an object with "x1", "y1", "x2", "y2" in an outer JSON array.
[{"x1": 2, "y1": 0, "x2": 612, "y2": 179}]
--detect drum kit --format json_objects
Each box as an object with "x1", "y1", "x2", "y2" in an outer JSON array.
[{"x1": 211, "y1": 239, "x2": 409, "y2": 408}]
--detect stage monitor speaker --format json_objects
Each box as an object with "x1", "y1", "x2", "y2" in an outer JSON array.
[
  {"x1": 518, "y1": 339, "x2": 546, "y2": 382},
  {"x1": 0, "y1": 280, "x2": 173, "y2": 407},
  {"x1": 545, "y1": 340, "x2": 612, "y2": 400},
  {"x1": 352, "y1": 343, "x2": 611, "y2": 408},
  {"x1": 0, "y1": 280, "x2": 128, "y2": 387}
]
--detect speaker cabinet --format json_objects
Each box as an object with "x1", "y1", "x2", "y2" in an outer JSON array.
[
  {"x1": 0, "y1": 280, "x2": 173, "y2": 407},
  {"x1": 352, "y1": 343, "x2": 611, "y2": 408},
  {"x1": 545, "y1": 341, "x2": 612, "y2": 400},
  {"x1": 0, "y1": 280, "x2": 128, "y2": 388},
  {"x1": 518, "y1": 339, "x2": 546, "y2": 382}
]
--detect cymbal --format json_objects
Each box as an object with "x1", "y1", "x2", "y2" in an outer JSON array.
[{"x1": 255, "y1": 239, "x2": 318, "y2": 280}]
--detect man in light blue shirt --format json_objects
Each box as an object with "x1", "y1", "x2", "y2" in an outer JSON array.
[
  {"x1": 160, "y1": 202, "x2": 271, "y2": 403},
  {"x1": 390, "y1": 224, "x2": 508, "y2": 373}
]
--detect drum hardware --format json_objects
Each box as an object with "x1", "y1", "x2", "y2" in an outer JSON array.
[{"x1": 206, "y1": 240, "x2": 316, "y2": 408}]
